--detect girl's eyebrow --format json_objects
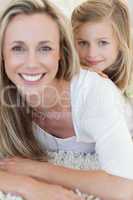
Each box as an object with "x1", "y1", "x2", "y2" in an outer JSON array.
[
  {"x1": 76, "y1": 38, "x2": 87, "y2": 41},
  {"x1": 76, "y1": 37, "x2": 110, "y2": 41},
  {"x1": 97, "y1": 37, "x2": 110, "y2": 40}
]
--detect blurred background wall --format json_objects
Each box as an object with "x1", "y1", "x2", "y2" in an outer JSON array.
[
  {"x1": 0, "y1": 0, "x2": 133, "y2": 22},
  {"x1": 54, "y1": 0, "x2": 133, "y2": 20}
]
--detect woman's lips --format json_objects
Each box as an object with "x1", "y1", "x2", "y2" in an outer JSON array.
[{"x1": 18, "y1": 73, "x2": 46, "y2": 84}]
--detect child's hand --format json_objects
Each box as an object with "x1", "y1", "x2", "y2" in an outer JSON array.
[{"x1": 0, "y1": 157, "x2": 41, "y2": 178}]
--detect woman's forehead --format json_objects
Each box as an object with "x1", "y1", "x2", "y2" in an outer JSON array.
[{"x1": 4, "y1": 13, "x2": 60, "y2": 44}]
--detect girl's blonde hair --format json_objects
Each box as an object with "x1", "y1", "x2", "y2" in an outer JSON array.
[
  {"x1": 71, "y1": 0, "x2": 133, "y2": 92},
  {"x1": 0, "y1": 0, "x2": 79, "y2": 159}
]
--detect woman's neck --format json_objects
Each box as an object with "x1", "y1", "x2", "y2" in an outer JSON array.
[{"x1": 29, "y1": 79, "x2": 71, "y2": 113}]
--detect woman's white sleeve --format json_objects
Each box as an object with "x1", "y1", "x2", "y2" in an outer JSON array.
[{"x1": 83, "y1": 78, "x2": 133, "y2": 179}]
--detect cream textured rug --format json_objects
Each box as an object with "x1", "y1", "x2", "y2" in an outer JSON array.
[
  {"x1": 0, "y1": 151, "x2": 101, "y2": 200},
  {"x1": 48, "y1": 151, "x2": 101, "y2": 200}
]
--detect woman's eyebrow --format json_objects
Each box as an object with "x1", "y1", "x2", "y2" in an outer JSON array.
[
  {"x1": 10, "y1": 40, "x2": 52, "y2": 45},
  {"x1": 38, "y1": 41, "x2": 53, "y2": 45}
]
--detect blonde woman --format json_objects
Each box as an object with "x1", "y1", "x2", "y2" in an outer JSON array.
[
  {"x1": 0, "y1": 0, "x2": 133, "y2": 200},
  {"x1": 71, "y1": 0, "x2": 133, "y2": 136}
]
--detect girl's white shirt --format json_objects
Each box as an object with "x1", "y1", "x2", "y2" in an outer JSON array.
[
  {"x1": 33, "y1": 69, "x2": 133, "y2": 180},
  {"x1": 123, "y1": 97, "x2": 133, "y2": 137}
]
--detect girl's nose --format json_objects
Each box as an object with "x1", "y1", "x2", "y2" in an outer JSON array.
[{"x1": 87, "y1": 45, "x2": 98, "y2": 59}]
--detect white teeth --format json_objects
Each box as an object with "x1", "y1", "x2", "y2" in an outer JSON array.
[{"x1": 21, "y1": 74, "x2": 44, "y2": 81}]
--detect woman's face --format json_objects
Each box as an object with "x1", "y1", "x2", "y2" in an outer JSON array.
[
  {"x1": 3, "y1": 13, "x2": 60, "y2": 96},
  {"x1": 75, "y1": 19, "x2": 119, "y2": 71}
]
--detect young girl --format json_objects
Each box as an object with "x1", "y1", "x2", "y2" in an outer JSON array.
[
  {"x1": 71, "y1": 0, "x2": 133, "y2": 136},
  {"x1": 0, "y1": 0, "x2": 133, "y2": 200}
]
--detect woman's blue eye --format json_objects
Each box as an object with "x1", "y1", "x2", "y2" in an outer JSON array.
[
  {"x1": 39, "y1": 46, "x2": 52, "y2": 52},
  {"x1": 12, "y1": 46, "x2": 25, "y2": 52}
]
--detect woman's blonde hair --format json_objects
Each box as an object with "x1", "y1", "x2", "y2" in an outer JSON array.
[
  {"x1": 71, "y1": 0, "x2": 133, "y2": 92},
  {"x1": 0, "y1": 0, "x2": 79, "y2": 159}
]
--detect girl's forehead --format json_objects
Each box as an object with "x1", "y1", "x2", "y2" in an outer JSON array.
[{"x1": 77, "y1": 19, "x2": 115, "y2": 37}]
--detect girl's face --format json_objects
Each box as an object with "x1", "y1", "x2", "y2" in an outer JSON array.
[
  {"x1": 75, "y1": 19, "x2": 119, "y2": 71},
  {"x1": 3, "y1": 13, "x2": 60, "y2": 96}
]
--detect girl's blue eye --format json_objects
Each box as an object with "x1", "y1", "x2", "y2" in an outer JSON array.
[
  {"x1": 99, "y1": 41, "x2": 109, "y2": 47},
  {"x1": 78, "y1": 41, "x2": 89, "y2": 48}
]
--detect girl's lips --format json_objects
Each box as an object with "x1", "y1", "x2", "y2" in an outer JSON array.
[{"x1": 87, "y1": 60, "x2": 104, "y2": 65}]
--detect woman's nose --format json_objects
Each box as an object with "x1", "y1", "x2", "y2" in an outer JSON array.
[{"x1": 26, "y1": 51, "x2": 39, "y2": 68}]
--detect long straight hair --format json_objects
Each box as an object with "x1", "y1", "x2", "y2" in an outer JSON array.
[{"x1": 0, "y1": 0, "x2": 79, "y2": 159}]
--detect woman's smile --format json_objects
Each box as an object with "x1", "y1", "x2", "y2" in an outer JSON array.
[{"x1": 19, "y1": 73, "x2": 46, "y2": 83}]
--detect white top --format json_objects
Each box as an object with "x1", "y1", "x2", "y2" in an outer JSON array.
[
  {"x1": 34, "y1": 69, "x2": 133, "y2": 180},
  {"x1": 123, "y1": 97, "x2": 133, "y2": 136},
  {"x1": 33, "y1": 124, "x2": 95, "y2": 154}
]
